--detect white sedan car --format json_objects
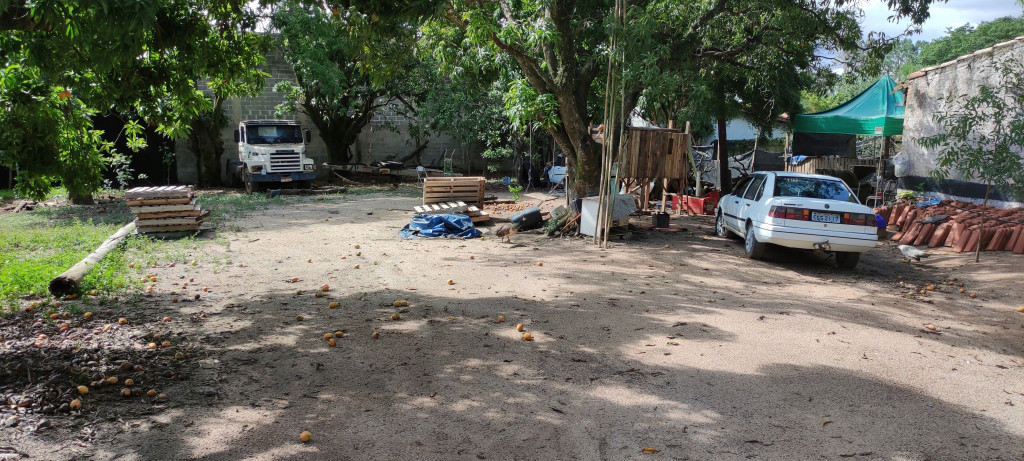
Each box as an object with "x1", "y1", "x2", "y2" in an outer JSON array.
[{"x1": 714, "y1": 171, "x2": 878, "y2": 268}]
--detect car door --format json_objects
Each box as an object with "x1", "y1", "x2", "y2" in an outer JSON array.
[
  {"x1": 735, "y1": 174, "x2": 767, "y2": 230},
  {"x1": 724, "y1": 176, "x2": 754, "y2": 232}
]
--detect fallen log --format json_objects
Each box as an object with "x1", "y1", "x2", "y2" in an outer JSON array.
[
  {"x1": 49, "y1": 221, "x2": 136, "y2": 297},
  {"x1": 266, "y1": 187, "x2": 347, "y2": 197}
]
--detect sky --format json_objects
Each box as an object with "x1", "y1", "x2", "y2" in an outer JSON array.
[{"x1": 859, "y1": 0, "x2": 1023, "y2": 41}]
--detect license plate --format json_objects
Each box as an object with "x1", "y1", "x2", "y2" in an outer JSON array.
[
  {"x1": 280, "y1": 177, "x2": 292, "y2": 183},
  {"x1": 811, "y1": 212, "x2": 840, "y2": 223}
]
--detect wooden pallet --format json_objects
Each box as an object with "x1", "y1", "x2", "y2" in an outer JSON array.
[
  {"x1": 412, "y1": 201, "x2": 490, "y2": 223},
  {"x1": 125, "y1": 185, "x2": 194, "y2": 200},
  {"x1": 463, "y1": 205, "x2": 490, "y2": 223},
  {"x1": 128, "y1": 202, "x2": 197, "y2": 214},
  {"x1": 126, "y1": 197, "x2": 193, "y2": 207},
  {"x1": 136, "y1": 224, "x2": 203, "y2": 234},
  {"x1": 125, "y1": 186, "x2": 207, "y2": 235},
  {"x1": 414, "y1": 201, "x2": 469, "y2": 214},
  {"x1": 136, "y1": 204, "x2": 204, "y2": 220},
  {"x1": 422, "y1": 177, "x2": 485, "y2": 206},
  {"x1": 135, "y1": 210, "x2": 209, "y2": 234}
]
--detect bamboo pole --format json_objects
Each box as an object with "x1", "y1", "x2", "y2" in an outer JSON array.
[
  {"x1": 596, "y1": 0, "x2": 625, "y2": 246},
  {"x1": 49, "y1": 221, "x2": 136, "y2": 297},
  {"x1": 604, "y1": 36, "x2": 627, "y2": 248},
  {"x1": 975, "y1": 181, "x2": 991, "y2": 263},
  {"x1": 595, "y1": 2, "x2": 617, "y2": 245}
]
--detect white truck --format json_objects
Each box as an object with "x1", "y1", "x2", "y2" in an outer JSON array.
[{"x1": 230, "y1": 120, "x2": 317, "y2": 193}]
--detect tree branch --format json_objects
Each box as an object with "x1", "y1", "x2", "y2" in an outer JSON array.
[
  {"x1": 0, "y1": 5, "x2": 52, "y2": 32},
  {"x1": 684, "y1": 0, "x2": 730, "y2": 39}
]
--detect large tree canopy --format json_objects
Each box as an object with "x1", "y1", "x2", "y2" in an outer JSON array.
[
  {"x1": 2, "y1": 0, "x2": 946, "y2": 200},
  {"x1": 0, "y1": 0, "x2": 268, "y2": 201},
  {"x1": 903, "y1": 15, "x2": 1024, "y2": 76},
  {"x1": 419, "y1": 0, "x2": 941, "y2": 196},
  {"x1": 272, "y1": 1, "x2": 419, "y2": 164}
]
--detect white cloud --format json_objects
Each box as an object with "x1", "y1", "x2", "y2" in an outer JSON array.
[{"x1": 858, "y1": 0, "x2": 1022, "y2": 41}]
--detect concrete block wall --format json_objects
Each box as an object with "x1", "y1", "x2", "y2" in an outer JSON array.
[
  {"x1": 175, "y1": 46, "x2": 482, "y2": 184},
  {"x1": 902, "y1": 37, "x2": 1024, "y2": 207}
]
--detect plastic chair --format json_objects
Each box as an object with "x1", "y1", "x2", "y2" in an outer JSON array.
[
  {"x1": 865, "y1": 179, "x2": 897, "y2": 208},
  {"x1": 416, "y1": 166, "x2": 427, "y2": 184},
  {"x1": 443, "y1": 150, "x2": 455, "y2": 177}
]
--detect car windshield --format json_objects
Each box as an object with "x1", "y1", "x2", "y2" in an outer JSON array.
[
  {"x1": 773, "y1": 177, "x2": 857, "y2": 203},
  {"x1": 246, "y1": 125, "x2": 303, "y2": 144}
]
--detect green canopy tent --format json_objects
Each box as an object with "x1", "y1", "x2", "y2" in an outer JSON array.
[
  {"x1": 793, "y1": 75, "x2": 905, "y2": 138},
  {"x1": 790, "y1": 76, "x2": 905, "y2": 205}
]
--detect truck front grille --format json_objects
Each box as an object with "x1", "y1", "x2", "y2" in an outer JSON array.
[{"x1": 269, "y1": 151, "x2": 302, "y2": 173}]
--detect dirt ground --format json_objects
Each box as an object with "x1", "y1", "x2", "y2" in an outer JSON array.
[{"x1": 4, "y1": 189, "x2": 1024, "y2": 460}]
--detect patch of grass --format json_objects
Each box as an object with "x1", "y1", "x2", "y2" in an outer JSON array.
[
  {"x1": 344, "y1": 184, "x2": 421, "y2": 197},
  {"x1": 196, "y1": 192, "x2": 275, "y2": 227},
  {"x1": 0, "y1": 190, "x2": 16, "y2": 201},
  {"x1": 33, "y1": 200, "x2": 134, "y2": 226},
  {"x1": 0, "y1": 212, "x2": 140, "y2": 308}
]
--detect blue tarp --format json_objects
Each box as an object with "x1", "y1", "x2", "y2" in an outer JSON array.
[{"x1": 398, "y1": 214, "x2": 482, "y2": 239}]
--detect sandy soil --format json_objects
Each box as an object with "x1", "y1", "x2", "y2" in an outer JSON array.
[{"x1": 5, "y1": 189, "x2": 1024, "y2": 461}]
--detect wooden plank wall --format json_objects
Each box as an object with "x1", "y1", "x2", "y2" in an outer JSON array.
[
  {"x1": 618, "y1": 127, "x2": 691, "y2": 212},
  {"x1": 622, "y1": 127, "x2": 689, "y2": 179},
  {"x1": 785, "y1": 156, "x2": 876, "y2": 174}
]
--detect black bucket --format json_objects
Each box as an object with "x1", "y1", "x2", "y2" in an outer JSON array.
[
  {"x1": 653, "y1": 212, "x2": 670, "y2": 228},
  {"x1": 511, "y1": 206, "x2": 543, "y2": 230}
]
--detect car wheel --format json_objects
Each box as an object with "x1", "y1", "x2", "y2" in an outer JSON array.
[
  {"x1": 715, "y1": 212, "x2": 730, "y2": 238},
  {"x1": 744, "y1": 224, "x2": 766, "y2": 259},
  {"x1": 835, "y1": 251, "x2": 861, "y2": 269}
]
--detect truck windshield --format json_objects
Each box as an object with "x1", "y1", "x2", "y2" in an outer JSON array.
[
  {"x1": 773, "y1": 177, "x2": 857, "y2": 203},
  {"x1": 246, "y1": 125, "x2": 303, "y2": 144}
]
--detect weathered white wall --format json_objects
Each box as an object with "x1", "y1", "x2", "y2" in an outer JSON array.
[{"x1": 902, "y1": 37, "x2": 1024, "y2": 207}]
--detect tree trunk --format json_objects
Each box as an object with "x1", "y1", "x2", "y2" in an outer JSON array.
[
  {"x1": 188, "y1": 98, "x2": 226, "y2": 188},
  {"x1": 717, "y1": 115, "x2": 731, "y2": 194},
  {"x1": 49, "y1": 221, "x2": 135, "y2": 296},
  {"x1": 317, "y1": 121, "x2": 359, "y2": 164},
  {"x1": 68, "y1": 191, "x2": 95, "y2": 205},
  {"x1": 546, "y1": 87, "x2": 638, "y2": 199},
  {"x1": 303, "y1": 97, "x2": 379, "y2": 165},
  {"x1": 396, "y1": 140, "x2": 429, "y2": 164}
]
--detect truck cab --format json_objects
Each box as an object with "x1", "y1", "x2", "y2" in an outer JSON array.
[{"x1": 232, "y1": 120, "x2": 316, "y2": 193}]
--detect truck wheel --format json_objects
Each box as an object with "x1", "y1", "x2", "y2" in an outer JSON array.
[
  {"x1": 244, "y1": 170, "x2": 262, "y2": 194},
  {"x1": 225, "y1": 160, "x2": 240, "y2": 188}
]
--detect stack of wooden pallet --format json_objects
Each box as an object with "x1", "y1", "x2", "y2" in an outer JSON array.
[
  {"x1": 422, "y1": 177, "x2": 486, "y2": 207},
  {"x1": 126, "y1": 186, "x2": 209, "y2": 236},
  {"x1": 413, "y1": 201, "x2": 491, "y2": 223},
  {"x1": 878, "y1": 200, "x2": 1024, "y2": 254}
]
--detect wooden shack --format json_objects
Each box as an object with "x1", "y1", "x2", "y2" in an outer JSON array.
[{"x1": 620, "y1": 127, "x2": 690, "y2": 211}]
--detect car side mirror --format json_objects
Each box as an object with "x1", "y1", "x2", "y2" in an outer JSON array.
[
  {"x1": 304, "y1": 129, "x2": 311, "y2": 144},
  {"x1": 233, "y1": 130, "x2": 240, "y2": 143}
]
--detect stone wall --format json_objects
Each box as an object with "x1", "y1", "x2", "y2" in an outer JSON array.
[
  {"x1": 175, "y1": 47, "x2": 485, "y2": 184},
  {"x1": 902, "y1": 36, "x2": 1024, "y2": 207}
]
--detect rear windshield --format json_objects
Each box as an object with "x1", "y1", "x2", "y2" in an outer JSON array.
[
  {"x1": 246, "y1": 125, "x2": 303, "y2": 144},
  {"x1": 773, "y1": 177, "x2": 857, "y2": 203}
]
